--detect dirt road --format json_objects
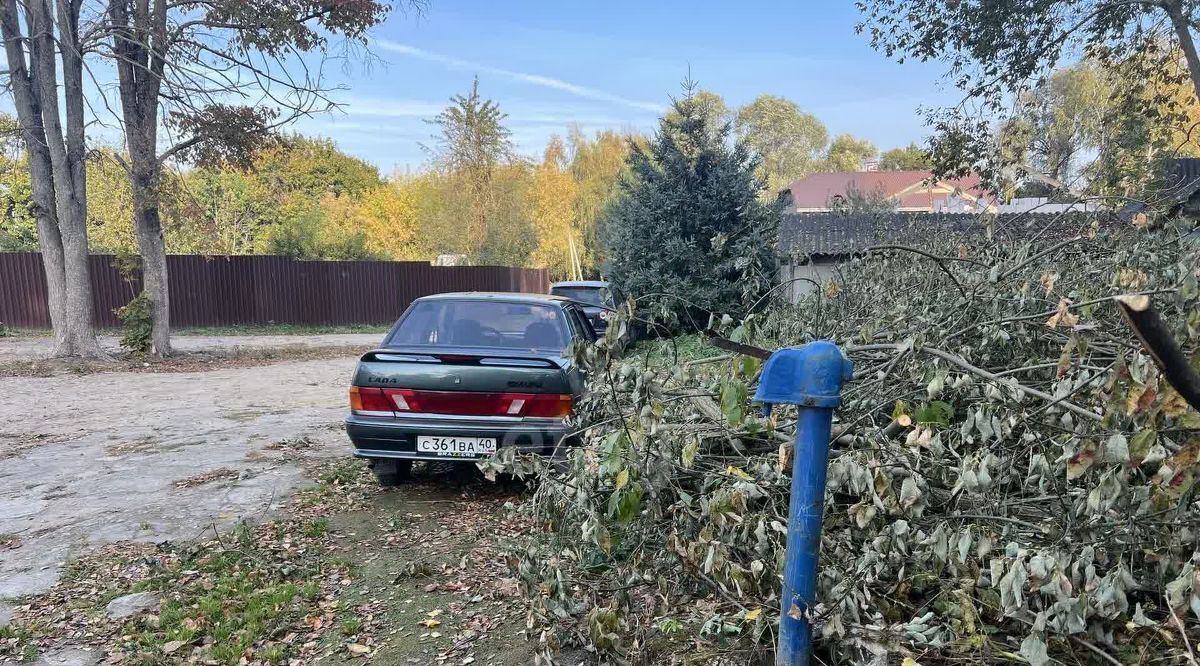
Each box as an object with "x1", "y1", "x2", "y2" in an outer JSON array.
[
  {"x1": 0, "y1": 354, "x2": 357, "y2": 598},
  {"x1": 0, "y1": 338, "x2": 549, "y2": 665}
]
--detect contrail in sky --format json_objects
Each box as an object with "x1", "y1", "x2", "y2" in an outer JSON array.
[{"x1": 376, "y1": 39, "x2": 666, "y2": 114}]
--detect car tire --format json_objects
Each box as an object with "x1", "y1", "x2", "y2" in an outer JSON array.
[{"x1": 370, "y1": 458, "x2": 412, "y2": 486}]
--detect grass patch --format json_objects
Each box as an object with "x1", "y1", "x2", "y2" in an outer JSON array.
[
  {"x1": 0, "y1": 345, "x2": 366, "y2": 378},
  {"x1": 0, "y1": 514, "x2": 352, "y2": 666},
  {"x1": 173, "y1": 323, "x2": 389, "y2": 337},
  {"x1": 113, "y1": 521, "x2": 342, "y2": 665},
  {"x1": 302, "y1": 518, "x2": 330, "y2": 538},
  {"x1": 627, "y1": 333, "x2": 723, "y2": 367},
  {"x1": 0, "y1": 323, "x2": 388, "y2": 338},
  {"x1": 0, "y1": 625, "x2": 38, "y2": 662}
]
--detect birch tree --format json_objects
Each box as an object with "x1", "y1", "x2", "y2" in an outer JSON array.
[{"x1": 0, "y1": 0, "x2": 103, "y2": 357}]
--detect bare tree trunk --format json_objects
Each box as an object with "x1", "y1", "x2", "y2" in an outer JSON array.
[
  {"x1": 0, "y1": 0, "x2": 66, "y2": 339},
  {"x1": 1165, "y1": 0, "x2": 1200, "y2": 104},
  {"x1": 3, "y1": 0, "x2": 101, "y2": 357},
  {"x1": 130, "y1": 169, "x2": 171, "y2": 355},
  {"x1": 28, "y1": 0, "x2": 103, "y2": 358},
  {"x1": 112, "y1": 0, "x2": 172, "y2": 356}
]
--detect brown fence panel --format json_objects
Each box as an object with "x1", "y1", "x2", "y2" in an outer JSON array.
[
  {"x1": 0, "y1": 253, "x2": 550, "y2": 329},
  {"x1": 0, "y1": 252, "x2": 47, "y2": 328}
]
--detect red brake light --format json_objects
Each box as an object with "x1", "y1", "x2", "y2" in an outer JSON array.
[
  {"x1": 523, "y1": 393, "x2": 573, "y2": 417},
  {"x1": 374, "y1": 389, "x2": 572, "y2": 417},
  {"x1": 349, "y1": 386, "x2": 394, "y2": 413}
]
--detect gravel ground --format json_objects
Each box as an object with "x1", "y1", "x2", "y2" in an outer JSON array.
[{"x1": 0, "y1": 353, "x2": 361, "y2": 598}]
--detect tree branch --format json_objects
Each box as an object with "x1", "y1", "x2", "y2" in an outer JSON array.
[{"x1": 1116, "y1": 294, "x2": 1200, "y2": 412}]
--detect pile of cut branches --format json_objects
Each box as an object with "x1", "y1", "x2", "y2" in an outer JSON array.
[{"x1": 496, "y1": 213, "x2": 1200, "y2": 665}]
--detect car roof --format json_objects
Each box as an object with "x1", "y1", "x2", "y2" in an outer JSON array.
[
  {"x1": 413, "y1": 291, "x2": 573, "y2": 306},
  {"x1": 550, "y1": 280, "x2": 610, "y2": 289}
]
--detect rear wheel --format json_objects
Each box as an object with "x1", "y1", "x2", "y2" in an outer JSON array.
[{"x1": 370, "y1": 458, "x2": 412, "y2": 486}]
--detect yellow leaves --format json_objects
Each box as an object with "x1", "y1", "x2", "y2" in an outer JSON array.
[
  {"x1": 1045, "y1": 298, "x2": 1079, "y2": 329},
  {"x1": 743, "y1": 607, "x2": 762, "y2": 622},
  {"x1": 681, "y1": 439, "x2": 698, "y2": 468},
  {"x1": 725, "y1": 466, "x2": 753, "y2": 481},
  {"x1": 1160, "y1": 388, "x2": 1190, "y2": 418},
  {"x1": 1153, "y1": 440, "x2": 1200, "y2": 499},
  {"x1": 529, "y1": 139, "x2": 582, "y2": 279},
  {"x1": 1124, "y1": 382, "x2": 1157, "y2": 415},
  {"x1": 1118, "y1": 268, "x2": 1149, "y2": 290},
  {"x1": 902, "y1": 658, "x2": 923, "y2": 666},
  {"x1": 1039, "y1": 271, "x2": 1058, "y2": 296},
  {"x1": 418, "y1": 609, "x2": 443, "y2": 629},
  {"x1": 318, "y1": 185, "x2": 421, "y2": 261},
  {"x1": 615, "y1": 469, "x2": 629, "y2": 490}
]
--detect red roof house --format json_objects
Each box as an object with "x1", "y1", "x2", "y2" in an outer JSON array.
[{"x1": 782, "y1": 171, "x2": 996, "y2": 213}]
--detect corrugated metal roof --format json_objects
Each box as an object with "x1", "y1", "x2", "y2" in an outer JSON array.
[{"x1": 779, "y1": 211, "x2": 1110, "y2": 256}]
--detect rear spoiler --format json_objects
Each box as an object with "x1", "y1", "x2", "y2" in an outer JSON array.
[{"x1": 359, "y1": 349, "x2": 562, "y2": 369}]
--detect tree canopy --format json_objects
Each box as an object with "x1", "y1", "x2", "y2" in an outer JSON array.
[
  {"x1": 857, "y1": 0, "x2": 1200, "y2": 193},
  {"x1": 735, "y1": 94, "x2": 829, "y2": 192},
  {"x1": 878, "y1": 143, "x2": 932, "y2": 171},
  {"x1": 825, "y1": 133, "x2": 879, "y2": 172}
]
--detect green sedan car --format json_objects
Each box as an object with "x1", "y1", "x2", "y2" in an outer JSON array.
[{"x1": 346, "y1": 292, "x2": 595, "y2": 485}]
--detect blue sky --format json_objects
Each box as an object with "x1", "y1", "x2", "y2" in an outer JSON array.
[{"x1": 295, "y1": 0, "x2": 964, "y2": 174}]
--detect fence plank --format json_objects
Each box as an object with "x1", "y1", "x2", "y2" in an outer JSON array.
[{"x1": 0, "y1": 253, "x2": 551, "y2": 329}]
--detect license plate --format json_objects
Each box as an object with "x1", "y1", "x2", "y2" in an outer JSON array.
[{"x1": 416, "y1": 436, "x2": 497, "y2": 458}]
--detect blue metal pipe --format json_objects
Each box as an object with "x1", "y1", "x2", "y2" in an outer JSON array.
[
  {"x1": 752, "y1": 341, "x2": 851, "y2": 666},
  {"x1": 778, "y1": 405, "x2": 836, "y2": 665}
]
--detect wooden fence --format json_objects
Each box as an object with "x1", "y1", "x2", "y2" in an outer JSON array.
[{"x1": 0, "y1": 253, "x2": 550, "y2": 328}]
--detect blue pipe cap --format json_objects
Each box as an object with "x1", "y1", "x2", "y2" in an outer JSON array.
[{"x1": 753, "y1": 341, "x2": 853, "y2": 409}]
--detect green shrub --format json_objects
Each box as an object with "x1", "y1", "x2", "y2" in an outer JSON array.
[{"x1": 115, "y1": 293, "x2": 154, "y2": 354}]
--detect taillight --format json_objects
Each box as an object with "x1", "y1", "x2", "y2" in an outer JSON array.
[
  {"x1": 523, "y1": 393, "x2": 573, "y2": 417},
  {"x1": 368, "y1": 388, "x2": 572, "y2": 417},
  {"x1": 349, "y1": 386, "x2": 394, "y2": 413}
]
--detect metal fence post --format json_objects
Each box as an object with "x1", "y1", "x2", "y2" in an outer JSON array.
[{"x1": 753, "y1": 341, "x2": 853, "y2": 666}]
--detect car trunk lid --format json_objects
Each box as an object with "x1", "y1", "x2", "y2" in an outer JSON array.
[{"x1": 350, "y1": 347, "x2": 572, "y2": 418}]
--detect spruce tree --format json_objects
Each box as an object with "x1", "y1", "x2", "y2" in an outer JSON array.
[{"x1": 600, "y1": 85, "x2": 779, "y2": 330}]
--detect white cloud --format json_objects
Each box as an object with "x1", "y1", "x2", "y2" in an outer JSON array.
[{"x1": 375, "y1": 39, "x2": 666, "y2": 114}]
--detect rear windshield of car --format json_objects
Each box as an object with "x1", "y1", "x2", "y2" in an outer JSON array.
[
  {"x1": 387, "y1": 300, "x2": 568, "y2": 350},
  {"x1": 550, "y1": 286, "x2": 612, "y2": 307}
]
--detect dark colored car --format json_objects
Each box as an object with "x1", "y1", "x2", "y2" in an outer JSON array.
[
  {"x1": 549, "y1": 280, "x2": 618, "y2": 334},
  {"x1": 345, "y1": 293, "x2": 595, "y2": 485}
]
